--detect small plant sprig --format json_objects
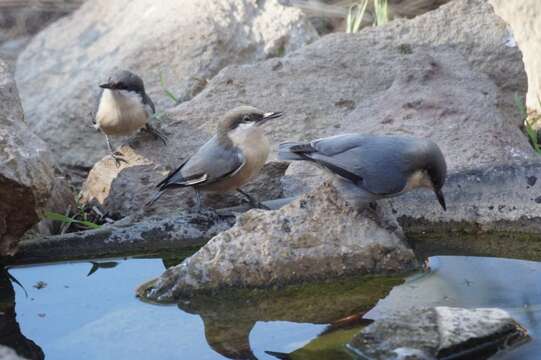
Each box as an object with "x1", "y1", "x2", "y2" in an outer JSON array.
[
  {"x1": 44, "y1": 194, "x2": 114, "y2": 233},
  {"x1": 159, "y1": 71, "x2": 179, "y2": 104},
  {"x1": 45, "y1": 211, "x2": 101, "y2": 230},
  {"x1": 346, "y1": 0, "x2": 368, "y2": 33},
  {"x1": 374, "y1": 0, "x2": 389, "y2": 26},
  {"x1": 514, "y1": 93, "x2": 541, "y2": 154}
]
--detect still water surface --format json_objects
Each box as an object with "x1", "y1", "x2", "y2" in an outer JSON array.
[{"x1": 6, "y1": 256, "x2": 541, "y2": 359}]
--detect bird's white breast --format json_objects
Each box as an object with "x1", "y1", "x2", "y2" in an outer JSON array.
[
  {"x1": 229, "y1": 124, "x2": 270, "y2": 168},
  {"x1": 95, "y1": 89, "x2": 151, "y2": 136}
]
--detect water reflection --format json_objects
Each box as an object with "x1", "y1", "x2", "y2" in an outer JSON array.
[
  {"x1": 6, "y1": 256, "x2": 541, "y2": 360},
  {"x1": 0, "y1": 267, "x2": 44, "y2": 360},
  {"x1": 366, "y1": 256, "x2": 541, "y2": 360},
  {"x1": 176, "y1": 276, "x2": 402, "y2": 359}
]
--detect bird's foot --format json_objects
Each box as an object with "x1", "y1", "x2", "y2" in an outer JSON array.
[
  {"x1": 111, "y1": 151, "x2": 128, "y2": 168},
  {"x1": 144, "y1": 124, "x2": 168, "y2": 145}
]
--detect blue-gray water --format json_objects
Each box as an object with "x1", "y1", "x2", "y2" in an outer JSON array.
[{"x1": 6, "y1": 256, "x2": 541, "y2": 359}]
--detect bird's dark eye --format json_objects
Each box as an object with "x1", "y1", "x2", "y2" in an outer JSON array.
[{"x1": 242, "y1": 115, "x2": 251, "y2": 122}]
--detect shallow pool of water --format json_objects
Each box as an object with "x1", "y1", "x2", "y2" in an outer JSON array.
[{"x1": 3, "y1": 255, "x2": 541, "y2": 359}]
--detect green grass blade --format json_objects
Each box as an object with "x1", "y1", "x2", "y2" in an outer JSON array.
[
  {"x1": 44, "y1": 211, "x2": 101, "y2": 230},
  {"x1": 515, "y1": 93, "x2": 541, "y2": 154},
  {"x1": 352, "y1": 0, "x2": 368, "y2": 33},
  {"x1": 159, "y1": 72, "x2": 179, "y2": 103},
  {"x1": 374, "y1": 0, "x2": 389, "y2": 26}
]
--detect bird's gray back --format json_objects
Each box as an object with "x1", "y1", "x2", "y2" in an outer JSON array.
[{"x1": 311, "y1": 134, "x2": 433, "y2": 195}]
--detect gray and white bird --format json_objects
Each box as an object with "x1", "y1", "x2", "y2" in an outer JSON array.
[
  {"x1": 279, "y1": 134, "x2": 447, "y2": 210},
  {"x1": 146, "y1": 105, "x2": 283, "y2": 209},
  {"x1": 93, "y1": 70, "x2": 167, "y2": 166}
]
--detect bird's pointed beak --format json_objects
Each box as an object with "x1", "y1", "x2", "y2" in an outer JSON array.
[
  {"x1": 262, "y1": 111, "x2": 283, "y2": 120},
  {"x1": 257, "y1": 111, "x2": 283, "y2": 126},
  {"x1": 435, "y1": 188, "x2": 446, "y2": 211},
  {"x1": 99, "y1": 81, "x2": 116, "y2": 89}
]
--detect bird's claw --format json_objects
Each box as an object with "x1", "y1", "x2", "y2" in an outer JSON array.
[
  {"x1": 111, "y1": 152, "x2": 128, "y2": 167},
  {"x1": 144, "y1": 125, "x2": 168, "y2": 145}
]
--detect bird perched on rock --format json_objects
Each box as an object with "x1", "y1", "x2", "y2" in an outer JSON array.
[
  {"x1": 93, "y1": 70, "x2": 167, "y2": 166},
  {"x1": 279, "y1": 134, "x2": 447, "y2": 210},
  {"x1": 146, "y1": 106, "x2": 283, "y2": 209}
]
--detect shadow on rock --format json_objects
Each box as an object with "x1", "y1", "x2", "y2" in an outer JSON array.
[{"x1": 0, "y1": 267, "x2": 44, "y2": 360}]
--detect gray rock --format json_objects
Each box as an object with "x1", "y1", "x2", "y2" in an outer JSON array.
[
  {"x1": 0, "y1": 0, "x2": 83, "y2": 67},
  {"x1": 0, "y1": 59, "x2": 73, "y2": 256},
  {"x1": 489, "y1": 0, "x2": 541, "y2": 114},
  {"x1": 14, "y1": 210, "x2": 235, "y2": 264},
  {"x1": 82, "y1": 0, "x2": 532, "y2": 221},
  {"x1": 349, "y1": 307, "x2": 529, "y2": 360},
  {"x1": 145, "y1": 182, "x2": 417, "y2": 302},
  {"x1": 15, "y1": 0, "x2": 318, "y2": 170},
  {"x1": 382, "y1": 163, "x2": 541, "y2": 238}
]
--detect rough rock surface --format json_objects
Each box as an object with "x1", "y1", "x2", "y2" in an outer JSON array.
[
  {"x1": 490, "y1": 0, "x2": 541, "y2": 113},
  {"x1": 15, "y1": 0, "x2": 318, "y2": 169},
  {"x1": 349, "y1": 307, "x2": 529, "y2": 359},
  {"x1": 14, "y1": 210, "x2": 235, "y2": 264},
  {"x1": 0, "y1": 60, "x2": 72, "y2": 256},
  {"x1": 0, "y1": 0, "x2": 83, "y2": 67},
  {"x1": 145, "y1": 183, "x2": 416, "y2": 301},
  {"x1": 82, "y1": 0, "x2": 531, "y2": 221}
]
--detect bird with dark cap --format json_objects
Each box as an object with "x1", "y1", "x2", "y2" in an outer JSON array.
[
  {"x1": 93, "y1": 70, "x2": 167, "y2": 166},
  {"x1": 146, "y1": 105, "x2": 283, "y2": 209},
  {"x1": 279, "y1": 134, "x2": 447, "y2": 210}
]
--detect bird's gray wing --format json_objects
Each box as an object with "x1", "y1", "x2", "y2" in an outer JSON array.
[
  {"x1": 308, "y1": 135, "x2": 415, "y2": 195},
  {"x1": 158, "y1": 136, "x2": 245, "y2": 190},
  {"x1": 142, "y1": 93, "x2": 156, "y2": 114}
]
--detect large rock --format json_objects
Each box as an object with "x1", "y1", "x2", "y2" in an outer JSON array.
[
  {"x1": 15, "y1": 0, "x2": 318, "y2": 170},
  {"x1": 0, "y1": 60, "x2": 73, "y2": 256},
  {"x1": 489, "y1": 0, "x2": 541, "y2": 114},
  {"x1": 82, "y1": 0, "x2": 531, "y2": 221},
  {"x1": 349, "y1": 307, "x2": 529, "y2": 359},
  {"x1": 144, "y1": 183, "x2": 416, "y2": 301},
  {"x1": 0, "y1": 0, "x2": 84, "y2": 66}
]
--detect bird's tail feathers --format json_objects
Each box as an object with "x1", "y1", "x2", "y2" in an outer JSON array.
[
  {"x1": 145, "y1": 189, "x2": 167, "y2": 208},
  {"x1": 278, "y1": 142, "x2": 313, "y2": 161}
]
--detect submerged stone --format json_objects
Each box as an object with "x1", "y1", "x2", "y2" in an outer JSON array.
[{"x1": 349, "y1": 307, "x2": 529, "y2": 360}]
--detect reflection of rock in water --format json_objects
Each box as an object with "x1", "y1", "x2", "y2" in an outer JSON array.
[
  {"x1": 177, "y1": 275, "x2": 403, "y2": 360},
  {"x1": 0, "y1": 267, "x2": 44, "y2": 360}
]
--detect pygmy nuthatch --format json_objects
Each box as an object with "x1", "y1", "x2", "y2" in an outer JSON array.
[
  {"x1": 279, "y1": 134, "x2": 447, "y2": 210},
  {"x1": 146, "y1": 106, "x2": 283, "y2": 209},
  {"x1": 93, "y1": 70, "x2": 167, "y2": 166}
]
